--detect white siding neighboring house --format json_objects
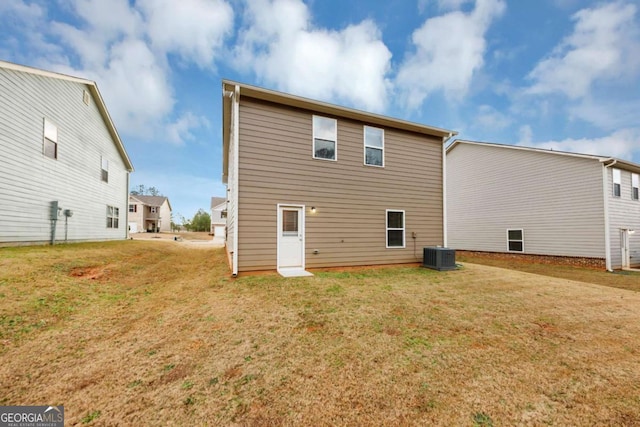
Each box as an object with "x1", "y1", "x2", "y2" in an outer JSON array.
[
  {"x1": 0, "y1": 60, "x2": 134, "y2": 246},
  {"x1": 128, "y1": 195, "x2": 172, "y2": 233},
  {"x1": 447, "y1": 140, "x2": 640, "y2": 270},
  {"x1": 210, "y1": 197, "x2": 226, "y2": 238}
]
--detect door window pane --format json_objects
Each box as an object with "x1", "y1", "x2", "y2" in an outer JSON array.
[{"x1": 282, "y1": 210, "x2": 298, "y2": 236}]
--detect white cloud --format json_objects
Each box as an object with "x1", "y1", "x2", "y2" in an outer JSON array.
[
  {"x1": 138, "y1": 0, "x2": 233, "y2": 67},
  {"x1": 518, "y1": 125, "x2": 533, "y2": 144},
  {"x1": 522, "y1": 128, "x2": 640, "y2": 160},
  {"x1": 166, "y1": 112, "x2": 210, "y2": 145},
  {"x1": 527, "y1": 2, "x2": 640, "y2": 99},
  {"x1": 474, "y1": 104, "x2": 510, "y2": 130},
  {"x1": 32, "y1": 0, "x2": 234, "y2": 140},
  {"x1": 396, "y1": 0, "x2": 506, "y2": 108},
  {"x1": 0, "y1": 0, "x2": 44, "y2": 21},
  {"x1": 234, "y1": 0, "x2": 392, "y2": 112}
]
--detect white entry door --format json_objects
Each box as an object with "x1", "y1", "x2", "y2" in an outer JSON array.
[
  {"x1": 621, "y1": 229, "x2": 631, "y2": 269},
  {"x1": 277, "y1": 205, "x2": 304, "y2": 270}
]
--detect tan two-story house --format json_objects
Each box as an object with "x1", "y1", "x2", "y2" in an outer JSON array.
[
  {"x1": 222, "y1": 80, "x2": 457, "y2": 276},
  {"x1": 128, "y1": 195, "x2": 172, "y2": 233}
]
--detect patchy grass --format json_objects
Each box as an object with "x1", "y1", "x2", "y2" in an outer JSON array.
[
  {"x1": 457, "y1": 252, "x2": 640, "y2": 292},
  {"x1": 1, "y1": 241, "x2": 640, "y2": 425}
]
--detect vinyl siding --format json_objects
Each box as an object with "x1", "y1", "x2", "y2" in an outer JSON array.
[
  {"x1": 447, "y1": 143, "x2": 606, "y2": 258},
  {"x1": 606, "y1": 168, "x2": 640, "y2": 268},
  {"x1": 236, "y1": 97, "x2": 444, "y2": 271},
  {"x1": 0, "y1": 67, "x2": 128, "y2": 244}
]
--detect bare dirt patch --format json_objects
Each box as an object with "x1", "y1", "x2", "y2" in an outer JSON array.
[{"x1": 1, "y1": 242, "x2": 640, "y2": 425}]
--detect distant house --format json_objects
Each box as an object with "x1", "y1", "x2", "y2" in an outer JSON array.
[
  {"x1": 210, "y1": 197, "x2": 227, "y2": 238},
  {"x1": 446, "y1": 140, "x2": 640, "y2": 270},
  {"x1": 128, "y1": 195, "x2": 172, "y2": 233},
  {"x1": 222, "y1": 80, "x2": 456, "y2": 276},
  {"x1": 0, "y1": 60, "x2": 134, "y2": 246}
]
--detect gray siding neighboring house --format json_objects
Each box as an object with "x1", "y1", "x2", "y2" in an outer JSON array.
[
  {"x1": 447, "y1": 140, "x2": 640, "y2": 270},
  {"x1": 128, "y1": 195, "x2": 172, "y2": 233},
  {"x1": 0, "y1": 60, "x2": 134, "y2": 246},
  {"x1": 210, "y1": 197, "x2": 226, "y2": 238},
  {"x1": 222, "y1": 80, "x2": 457, "y2": 276}
]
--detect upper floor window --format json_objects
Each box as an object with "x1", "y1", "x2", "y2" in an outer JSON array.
[
  {"x1": 507, "y1": 229, "x2": 524, "y2": 252},
  {"x1": 107, "y1": 206, "x2": 119, "y2": 228},
  {"x1": 386, "y1": 210, "x2": 405, "y2": 248},
  {"x1": 129, "y1": 204, "x2": 137, "y2": 213},
  {"x1": 43, "y1": 118, "x2": 58, "y2": 159},
  {"x1": 101, "y1": 157, "x2": 109, "y2": 182},
  {"x1": 613, "y1": 168, "x2": 621, "y2": 197},
  {"x1": 150, "y1": 206, "x2": 158, "y2": 213},
  {"x1": 632, "y1": 173, "x2": 639, "y2": 200},
  {"x1": 364, "y1": 126, "x2": 384, "y2": 167},
  {"x1": 312, "y1": 115, "x2": 337, "y2": 161}
]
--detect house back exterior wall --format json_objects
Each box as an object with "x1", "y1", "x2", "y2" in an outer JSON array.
[
  {"x1": 0, "y1": 67, "x2": 128, "y2": 244},
  {"x1": 606, "y1": 167, "x2": 640, "y2": 268},
  {"x1": 236, "y1": 97, "x2": 444, "y2": 272},
  {"x1": 447, "y1": 143, "x2": 606, "y2": 258}
]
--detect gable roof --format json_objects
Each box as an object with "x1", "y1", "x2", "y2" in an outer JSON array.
[
  {"x1": 0, "y1": 60, "x2": 134, "y2": 172},
  {"x1": 447, "y1": 140, "x2": 640, "y2": 174},
  {"x1": 211, "y1": 197, "x2": 226, "y2": 209},
  {"x1": 222, "y1": 79, "x2": 458, "y2": 183},
  {"x1": 129, "y1": 195, "x2": 172, "y2": 210}
]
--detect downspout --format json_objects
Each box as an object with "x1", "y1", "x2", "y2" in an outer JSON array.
[
  {"x1": 442, "y1": 133, "x2": 454, "y2": 247},
  {"x1": 126, "y1": 172, "x2": 130, "y2": 240},
  {"x1": 231, "y1": 85, "x2": 240, "y2": 277},
  {"x1": 602, "y1": 159, "x2": 617, "y2": 272}
]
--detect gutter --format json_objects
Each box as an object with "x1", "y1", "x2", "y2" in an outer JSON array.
[
  {"x1": 442, "y1": 132, "x2": 455, "y2": 247},
  {"x1": 231, "y1": 84, "x2": 240, "y2": 277},
  {"x1": 601, "y1": 159, "x2": 617, "y2": 271}
]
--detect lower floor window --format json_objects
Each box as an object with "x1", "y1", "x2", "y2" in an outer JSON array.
[
  {"x1": 507, "y1": 229, "x2": 524, "y2": 252},
  {"x1": 386, "y1": 210, "x2": 405, "y2": 248},
  {"x1": 107, "y1": 205, "x2": 119, "y2": 228}
]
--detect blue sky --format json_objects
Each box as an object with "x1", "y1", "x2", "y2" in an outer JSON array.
[{"x1": 1, "y1": 0, "x2": 639, "y2": 219}]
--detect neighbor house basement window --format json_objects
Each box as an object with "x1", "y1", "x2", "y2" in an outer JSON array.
[
  {"x1": 632, "y1": 173, "x2": 639, "y2": 200},
  {"x1": 386, "y1": 210, "x2": 405, "y2": 248},
  {"x1": 313, "y1": 115, "x2": 337, "y2": 160},
  {"x1": 101, "y1": 157, "x2": 109, "y2": 182},
  {"x1": 107, "y1": 206, "x2": 119, "y2": 228},
  {"x1": 507, "y1": 229, "x2": 524, "y2": 252},
  {"x1": 613, "y1": 168, "x2": 621, "y2": 197},
  {"x1": 364, "y1": 126, "x2": 384, "y2": 167},
  {"x1": 43, "y1": 118, "x2": 58, "y2": 159}
]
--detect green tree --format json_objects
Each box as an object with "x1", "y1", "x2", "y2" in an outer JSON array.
[
  {"x1": 190, "y1": 209, "x2": 211, "y2": 232},
  {"x1": 130, "y1": 184, "x2": 162, "y2": 196}
]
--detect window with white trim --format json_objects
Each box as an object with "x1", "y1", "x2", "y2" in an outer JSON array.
[
  {"x1": 632, "y1": 173, "x2": 639, "y2": 200},
  {"x1": 150, "y1": 206, "x2": 158, "y2": 213},
  {"x1": 364, "y1": 126, "x2": 384, "y2": 167},
  {"x1": 107, "y1": 206, "x2": 119, "y2": 228},
  {"x1": 101, "y1": 157, "x2": 109, "y2": 182},
  {"x1": 43, "y1": 118, "x2": 58, "y2": 159},
  {"x1": 313, "y1": 115, "x2": 337, "y2": 160},
  {"x1": 507, "y1": 229, "x2": 524, "y2": 252},
  {"x1": 613, "y1": 168, "x2": 621, "y2": 197},
  {"x1": 386, "y1": 210, "x2": 405, "y2": 248}
]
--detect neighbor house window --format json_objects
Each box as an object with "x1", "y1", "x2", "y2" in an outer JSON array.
[
  {"x1": 364, "y1": 126, "x2": 384, "y2": 167},
  {"x1": 386, "y1": 210, "x2": 405, "y2": 248},
  {"x1": 107, "y1": 206, "x2": 119, "y2": 228},
  {"x1": 150, "y1": 206, "x2": 158, "y2": 213},
  {"x1": 313, "y1": 115, "x2": 337, "y2": 160},
  {"x1": 43, "y1": 118, "x2": 58, "y2": 159},
  {"x1": 101, "y1": 157, "x2": 109, "y2": 182},
  {"x1": 221, "y1": 209, "x2": 228, "y2": 218},
  {"x1": 129, "y1": 204, "x2": 136, "y2": 213},
  {"x1": 632, "y1": 173, "x2": 639, "y2": 200},
  {"x1": 613, "y1": 168, "x2": 621, "y2": 197},
  {"x1": 507, "y1": 229, "x2": 524, "y2": 252}
]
